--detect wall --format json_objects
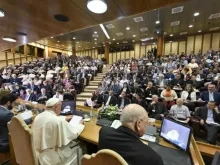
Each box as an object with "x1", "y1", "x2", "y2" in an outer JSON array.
[{"x1": 163, "y1": 32, "x2": 220, "y2": 55}]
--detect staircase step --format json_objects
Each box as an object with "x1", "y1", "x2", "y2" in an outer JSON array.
[
  {"x1": 89, "y1": 82, "x2": 100, "y2": 85},
  {"x1": 85, "y1": 86, "x2": 98, "y2": 89},
  {"x1": 84, "y1": 89, "x2": 96, "y2": 92},
  {"x1": 77, "y1": 97, "x2": 87, "y2": 101},
  {"x1": 78, "y1": 92, "x2": 93, "y2": 97},
  {"x1": 90, "y1": 80, "x2": 102, "y2": 83},
  {"x1": 76, "y1": 101, "x2": 85, "y2": 106}
]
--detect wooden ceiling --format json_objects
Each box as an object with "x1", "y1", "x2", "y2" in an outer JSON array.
[
  {"x1": 37, "y1": 0, "x2": 220, "y2": 51},
  {"x1": 0, "y1": 0, "x2": 187, "y2": 51}
]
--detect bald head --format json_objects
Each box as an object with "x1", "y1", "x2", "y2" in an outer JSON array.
[{"x1": 120, "y1": 104, "x2": 148, "y2": 137}]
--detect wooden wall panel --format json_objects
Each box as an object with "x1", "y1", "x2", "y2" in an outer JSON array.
[
  {"x1": 0, "y1": 51, "x2": 6, "y2": 60},
  {"x1": 141, "y1": 46, "x2": 145, "y2": 56},
  {"x1": 134, "y1": 43, "x2": 140, "y2": 59},
  {"x1": 125, "y1": 51, "x2": 130, "y2": 59},
  {"x1": 15, "y1": 59, "x2": 20, "y2": 64},
  {"x1": 130, "y1": 51, "x2": 135, "y2": 58},
  {"x1": 164, "y1": 43, "x2": 171, "y2": 55},
  {"x1": 187, "y1": 36, "x2": 194, "y2": 54},
  {"x1": 0, "y1": 61, "x2": 6, "y2": 68},
  {"x1": 8, "y1": 59, "x2": 14, "y2": 65},
  {"x1": 212, "y1": 33, "x2": 220, "y2": 50},
  {"x1": 109, "y1": 53, "x2": 113, "y2": 64},
  {"x1": 7, "y1": 53, "x2": 14, "y2": 59},
  {"x1": 113, "y1": 53, "x2": 117, "y2": 63},
  {"x1": 171, "y1": 42, "x2": 178, "y2": 54},
  {"x1": 121, "y1": 51, "x2": 125, "y2": 60},
  {"x1": 146, "y1": 45, "x2": 152, "y2": 52},
  {"x1": 203, "y1": 34, "x2": 211, "y2": 53},
  {"x1": 22, "y1": 58, "x2": 27, "y2": 63},
  {"x1": 195, "y1": 35, "x2": 202, "y2": 53},
  {"x1": 178, "y1": 41, "x2": 186, "y2": 54}
]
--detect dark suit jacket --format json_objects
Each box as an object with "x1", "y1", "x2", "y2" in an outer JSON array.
[
  {"x1": 155, "y1": 79, "x2": 168, "y2": 87},
  {"x1": 27, "y1": 84, "x2": 40, "y2": 93},
  {"x1": 170, "y1": 78, "x2": 186, "y2": 88},
  {"x1": 91, "y1": 94, "x2": 103, "y2": 104},
  {"x1": 200, "y1": 91, "x2": 220, "y2": 105},
  {"x1": 117, "y1": 97, "x2": 130, "y2": 107},
  {"x1": 194, "y1": 107, "x2": 220, "y2": 124},
  {"x1": 187, "y1": 80, "x2": 203, "y2": 89},
  {"x1": 36, "y1": 93, "x2": 50, "y2": 104},
  {"x1": 99, "y1": 126, "x2": 164, "y2": 165},
  {"x1": 144, "y1": 87, "x2": 158, "y2": 98},
  {"x1": 24, "y1": 94, "x2": 37, "y2": 102},
  {"x1": 147, "y1": 102, "x2": 167, "y2": 117},
  {"x1": 104, "y1": 95, "x2": 117, "y2": 106},
  {"x1": 0, "y1": 106, "x2": 14, "y2": 152},
  {"x1": 132, "y1": 98, "x2": 148, "y2": 111}
]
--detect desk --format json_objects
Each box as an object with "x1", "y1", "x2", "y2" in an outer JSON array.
[
  {"x1": 79, "y1": 118, "x2": 205, "y2": 165},
  {"x1": 196, "y1": 141, "x2": 220, "y2": 157}
]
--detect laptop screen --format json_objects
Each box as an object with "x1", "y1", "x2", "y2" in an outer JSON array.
[
  {"x1": 160, "y1": 118, "x2": 192, "y2": 151},
  {"x1": 61, "y1": 101, "x2": 76, "y2": 115}
]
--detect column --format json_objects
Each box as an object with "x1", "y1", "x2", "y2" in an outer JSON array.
[
  {"x1": 34, "y1": 47, "x2": 38, "y2": 58},
  {"x1": 11, "y1": 48, "x2": 15, "y2": 53},
  {"x1": 72, "y1": 47, "x2": 76, "y2": 56},
  {"x1": 105, "y1": 43, "x2": 109, "y2": 64},
  {"x1": 157, "y1": 35, "x2": 164, "y2": 56}
]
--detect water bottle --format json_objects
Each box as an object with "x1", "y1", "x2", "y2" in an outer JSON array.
[{"x1": 90, "y1": 105, "x2": 94, "y2": 118}]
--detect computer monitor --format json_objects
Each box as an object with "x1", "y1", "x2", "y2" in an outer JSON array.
[
  {"x1": 60, "y1": 101, "x2": 76, "y2": 115},
  {"x1": 160, "y1": 118, "x2": 192, "y2": 151}
]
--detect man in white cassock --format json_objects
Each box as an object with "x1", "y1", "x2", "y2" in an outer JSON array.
[{"x1": 32, "y1": 98, "x2": 85, "y2": 165}]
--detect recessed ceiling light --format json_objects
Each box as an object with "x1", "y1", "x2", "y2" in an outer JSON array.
[
  {"x1": 117, "y1": 43, "x2": 119, "y2": 44},
  {"x1": 132, "y1": 40, "x2": 135, "y2": 42},
  {"x1": 146, "y1": 34, "x2": 148, "y2": 35},
  {"x1": 2, "y1": 37, "x2": 16, "y2": 42},
  {"x1": 93, "y1": 47, "x2": 95, "y2": 48},
  {"x1": 155, "y1": 20, "x2": 160, "y2": 24},
  {"x1": 157, "y1": 31, "x2": 159, "y2": 34},
  {"x1": 151, "y1": 37, "x2": 153, "y2": 39},
  {"x1": 79, "y1": 46, "x2": 81, "y2": 47},
  {"x1": 100, "y1": 24, "x2": 110, "y2": 39},
  {"x1": 133, "y1": 35, "x2": 136, "y2": 37},
  {"x1": 95, "y1": 42, "x2": 97, "y2": 44},
  {"x1": 113, "y1": 38, "x2": 115, "y2": 41},
  {"x1": 170, "y1": 34, "x2": 173, "y2": 37},
  {"x1": 77, "y1": 42, "x2": 79, "y2": 43},
  {"x1": 103, "y1": 45, "x2": 105, "y2": 46},
  {"x1": 57, "y1": 41, "x2": 60, "y2": 42},
  {"x1": 189, "y1": 25, "x2": 193, "y2": 28},
  {"x1": 87, "y1": 0, "x2": 107, "y2": 14},
  {"x1": 94, "y1": 31, "x2": 97, "y2": 34},
  {"x1": 94, "y1": 38, "x2": 97, "y2": 40},
  {"x1": 0, "y1": 9, "x2": 5, "y2": 17},
  {"x1": 194, "y1": 12, "x2": 200, "y2": 16},
  {"x1": 62, "y1": 45, "x2": 64, "y2": 46},
  {"x1": 50, "y1": 37, "x2": 53, "y2": 39},
  {"x1": 126, "y1": 27, "x2": 130, "y2": 30},
  {"x1": 73, "y1": 37, "x2": 76, "y2": 39},
  {"x1": 170, "y1": 41, "x2": 172, "y2": 43},
  {"x1": 198, "y1": 30, "x2": 202, "y2": 33}
]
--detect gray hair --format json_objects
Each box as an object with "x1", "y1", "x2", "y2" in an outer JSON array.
[
  {"x1": 152, "y1": 95, "x2": 158, "y2": 99},
  {"x1": 120, "y1": 104, "x2": 148, "y2": 125}
]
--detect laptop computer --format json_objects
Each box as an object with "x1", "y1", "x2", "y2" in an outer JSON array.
[
  {"x1": 60, "y1": 101, "x2": 76, "y2": 115},
  {"x1": 160, "y1": 118, "x2": 192, "y2": 151}
]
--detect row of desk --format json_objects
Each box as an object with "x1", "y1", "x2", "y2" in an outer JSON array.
[{"x1": 9, "y1": 100, "x2": 220, "y2": 165}]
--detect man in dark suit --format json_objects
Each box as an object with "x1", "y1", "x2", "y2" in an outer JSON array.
[
  {"x1": 170, "y1": 73, "x2": 186, "y2": 88},
  {"x1": 200, "y1": 84, "x2": 220, "y2": 105},
  {"x1": 154, "y1": 74, "x2": 168, "y2": 87},
  {"x1": 99, "y1": 104, "x2": 164, "y2": 165},
  {"x1": 132, "y1": 93, "x2": 148, "y2": 111},
  {"x1": 144, "y1": 81, "x2": 158, "y2": 98},
  {"x1": 147, "y1": 95, "x2": 167, "y2": 120},
  {"x1": 27, "y1": 81, "x2": 40, "y2": 94},
  {"x1": 24, "y1": 89, "x2": 37, "y2": 102},
  {"x1": 117, "y1": 91, "x2": 130, "y2": 109},
  {"x1": 194, "y1": 101, "x2": 220, "y2": 144},
  {"x1": 104, "y1": 90, "x2": 117, "y2": 106},
  {"x1": 0, "y1": 93, "x2": 17, "y2": 153},
  {"x1": 110, "y1": 80, "x2": 121, "y2": 97},
  {"x1": 37, "y1": 88, "x2": 50, "y2": 104},
  {"x1": 187, "y1": 75, "x2": 203, "y2": 90}
]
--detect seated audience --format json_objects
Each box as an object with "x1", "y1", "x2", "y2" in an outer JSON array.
[
  {"x1": 53, "y1": 90, "x2": 63, "y2": 101},
  {"x1": 117, "y1": 91, "x2": 130, "y2": 109},
  {"x1": 37, "y1": 88, "x2": 50, "y2": 104},
  {"x1": 200, "y1": 84, "x2": 220, "y2": 105},
  {"x1": 104, "y1": 90, "x2": 117, "y2": 106},
  {"x1": 32, "y1": 98, "x2": 84, "y2": 165},
  {"x1": 0, "y1": 93, "x2": 17, "y2": 153},
  {"x1": 188, "y1": 59, "x2": 199, "y2": 68},
  {"x1": 24, "y1": 88, "x2": 37, "y2": 101},
  {"x1": 154, "y1": 74, "x2": 168, "y2": 87},
  {"x1": 132, "y1": 93, "x2": 148, "y2": 111},
  {"x1": 160, "y1": 85, "x2": 178, "y2": 109},
  {"x1": 194, "y1": 101, "x2": 220, "y2": 144},
  {"x1": 98, "y1": 104, "x2": 164, "y2": 165},
  {"x1": 147, "y1": 95, "x2": 167, "y2": 120},
  {"x1": 187, "y1": 75, "x2": 203, "y2": 90},
  {"x1": 144, "y1": 81, "x2": 158, "y2": 98},
  {"x1": 169, "y1": 98, "x2": 191, "y2": 123},
  {"x1": 170, "y1": 73, "x2": 186, "y2": 89},
  {"x1": 110, "y1": 79, "x2": 121, "y2": 97},
  {"x1": 181, "y1": 84, "x2": 197, "y2": 101}
]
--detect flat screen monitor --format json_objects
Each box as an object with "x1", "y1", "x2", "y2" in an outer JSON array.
[
  {"x1": 160, "y1": 118, "x2": 192, "y2": 151},
  {"x1": 61, "y1": 101, "x2": 76, "y2": 115}
]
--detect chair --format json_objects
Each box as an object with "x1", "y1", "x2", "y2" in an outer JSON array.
[
  {"x1": 211, "y1": 151, "x2": 220, "y2": 165},
  {"x1": 82, "y1": 149, "x2": 128, "y2": 165},
  {"x1": 8, "y1": 116, "x2": 38, "y2": 165}
]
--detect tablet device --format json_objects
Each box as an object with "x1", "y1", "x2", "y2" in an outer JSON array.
[{"x1": 160, "y1": 118, "x2": 192, "y2": 151}]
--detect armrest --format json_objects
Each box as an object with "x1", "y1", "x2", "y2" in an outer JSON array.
[{"x1": 190, "y1": 117, "x2": 202, "y2": 136}]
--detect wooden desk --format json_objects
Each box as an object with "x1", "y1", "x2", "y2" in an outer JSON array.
[
  {"x1": 79, "y1": 118, "x2": 205, "y2": 165},
  {"x1": 196, "y1": 141, "x2": 220, "y2": 157}
]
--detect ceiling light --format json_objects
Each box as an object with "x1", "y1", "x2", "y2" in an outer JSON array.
[
  {"x1": 170, "y1": 34, "x2": 173, "y2": 37},
  {"x1": 198, "y1": 30, "x2": 202, "y2": 33},
  {"x1": 133, "y1": 35, "x2": 136, "y2": 37},
  {"x1": 126, "y1": 27, "x2": 130, "y2": 30},
  {"x1": 153, "y1": 42, "x2": 155, "y2": 45},
  {"x1": 79, "y1": 46, "x2": 81, "y2": 47},
  {"x1": 170, "y1": 41, "x2": 172, "y2": 43},
  {"x1": 57, "y1": 41, "x2": 60, "y2": 42},
  {"x1": 100, "y1": 24, "x2": 110, "y2": 39},
  {"x1": 117, "y1": 43, "x2": 119, "y2": 44},
  {"x1": 73, "y1": 37, "x2": 76, "y2": 39},
  {"x1": 50, "y1": 37, "x2": 53, "y2": 39},
  {"x1": 62, "y1": 45, "x2": 64, "y2": 46},
  {"x1": 194, "y1": 12, "x2": 200, "y2": 16},
  {"x1": 95, "y1": 42, "x2": 97, "y2": 44},
  {"x1": 157, "y1": 31, "x2": 159, "y2": 34},
  {"x1": 189, "y1": 25, "x2": 193, "y2": 28},
  {"x1": 155, "y1": 20, "x2": 160, "y2": 24},
  {"x1": 0, "y1": 9, "x2": 5, "y2": 17},
  {"x1": 151, "y1": 37, "x2": 153, "y2": 39},
  {"x1": 103, "y1": 45, "x2": 105, "y2": 46},
  {"x1": 77, "y1": 42, "x2": 79, "y2": 43},
  {"x1": 113, "y1": 38, "x2": 115, "y2": 41},
  {"x1": 2, "y1": 37, "x2": 16, "y2": 42},
  {"x1": 87, "y1": 0, "x2": 107, "y2": 14},
  {"x1": 94, "y1": 31, "x2": 97, "y2": 34},
  {"x1": 132, "y1": 40, "x2": 135, "y2": 42},
  {"x1": 94, "y1": 38, "x2": 97, "y2": 40}
]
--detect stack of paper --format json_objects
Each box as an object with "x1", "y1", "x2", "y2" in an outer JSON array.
[
  {"x1": 206, "y1": 121, "x2": 220, "y2": 127},
  {"x1": 18, "y1": 111, "x2": 33, "y2": 120},
  {"x1": 69, "y1": 115, "x2": 83, "y2": 127}
]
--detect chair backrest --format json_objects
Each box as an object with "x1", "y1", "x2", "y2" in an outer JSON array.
[
  {"x1": 8, "y1": 116, "x2": 38, "y2": 165},
  {"x1": 211, "y1": 151, "x2": 220, "y2": 165},
  {"x1": 82, "y1": 149, "x2": 128, "y2": 165}
]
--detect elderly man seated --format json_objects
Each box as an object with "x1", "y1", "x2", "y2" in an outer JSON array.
[
  {"x1": 169, "y1": 98, "x2": 191, "y2": 124},
  {"x1": 32, "y1": 98, "x2": 85, "y2": 165},
  {"x1": 84, "y1": 90, "x2": 103, "y2": 108}
]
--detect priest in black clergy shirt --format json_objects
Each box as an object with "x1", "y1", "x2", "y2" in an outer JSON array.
[
  {"x1": 98, "y1": 104, "x2": 164, "y2": 165},
  {"x1": 104, "y1": 89, "x2": 117, "y2": 106},
  {"x1": 144, "y1": 81, "x2": 158, "y2": 98},
  {"x1": 117, "y1": 91, "x2": 130, "y2": 109}
]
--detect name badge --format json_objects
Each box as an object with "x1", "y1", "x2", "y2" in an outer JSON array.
[{"x1": 152, "y1": 109, "x2": 156, "y2": 112}]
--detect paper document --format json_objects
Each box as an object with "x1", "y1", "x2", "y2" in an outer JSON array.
[
  {"x1": 111, "y1": 120, "x2": 122, "y2": 129},
  {"x1": 206, "y1": 121, "x2": 220, "y2": 127},
  {"x1": 149, "y1": 118, "x2": 156, "y2": 123},
  {"x1": 69, "y1": 115, "x2": 83, "y2": 127},
  {"x1": 172, "y1": 117, "x2": 187, "y2": 124},
  {"x1": 140, "y1": 134, "x2": 156, "y2": 142},
  {"x1": 18, "y1": 111, "x2": 33, "y2": 120}
]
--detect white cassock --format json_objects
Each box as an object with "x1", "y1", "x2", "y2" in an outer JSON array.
[{"x1": 32, "y1": 110, "x2": 85, "y2": 165}]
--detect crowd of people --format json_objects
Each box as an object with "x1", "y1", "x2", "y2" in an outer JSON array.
[{"x1": 86, "y1": 48, "x2": 220, "y2": 145}]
